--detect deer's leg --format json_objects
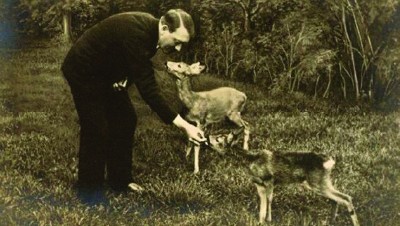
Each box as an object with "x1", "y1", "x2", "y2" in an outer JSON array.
[
  {"x1": 185, "y1": 140, "x2": 193, "y2": 159},
  {"x1": 267, "y1": 185, "x2": 274, "y2": 222},
  {"x1": 312, "y1": 185, "x2": 359, "y2": 226},
  {"x1": 255, "y1": 183, "x2": 267, "y2": 223},
  {"x1": 243, "y1": 122, "x2": 250, "y2": 151},
  {"x1": 227, "y1": 112, "x2": 250, "y2": 151},
  {"x1": 256, "y1": 182, "x2": 273, "y2": 223},
  {"x1": 329, "y1": 188, "x2": 359, "y2": 226},
  {"x1": 193, "y1": 123, "x2": 203, "y2": 174},
  {"x1": 324, "y1": 178, "x2": 359, "y2": 226},
  {"x1": 193, "y1": 144, "x2": 200, "y2": 174},
  {"x1": 330, "y1": 200, "x2": 339, "y2": 223}
]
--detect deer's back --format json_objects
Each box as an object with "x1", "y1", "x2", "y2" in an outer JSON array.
[
  {"x1": 198, "y1": 87, "x2": 246, "y2": 108},
  {"x1": 186, "y1": 87, "x2": 246, "y2": 123},
  {"x1": 250, "y1": 151, "x2": 333, "y2": 184}
]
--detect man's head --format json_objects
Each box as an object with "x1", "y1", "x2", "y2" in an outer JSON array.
[{"x1": 158, "y1": 9, "x2": 195, "y2": 53}]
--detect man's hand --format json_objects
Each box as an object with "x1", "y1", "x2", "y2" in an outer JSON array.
[
  {"x1": 185, "y1": 123, "x2": 206, "y2": 145},
  {"x1": 173, "y1": 114, "x2": 206, "y2": 145},
  {"x1": 113, "y1": 78, "x2": 128, "y2": 91}
]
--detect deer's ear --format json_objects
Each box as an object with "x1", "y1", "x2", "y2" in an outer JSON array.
[{"x1": 190, "y1": 62, "x2": 200, "y2": 69}]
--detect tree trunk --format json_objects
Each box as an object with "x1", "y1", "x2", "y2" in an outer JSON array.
[
  {"x1": 62, "y1": 12, "x2": 72, "y2": 43},
  {"x1": 229, "y1": 0, "x2": 251, "y2": 32},
  {"x1": 62, "y1": 0, "x2": 73, "y2": 43}
]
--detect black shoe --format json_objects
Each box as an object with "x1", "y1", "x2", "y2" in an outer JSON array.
[
  {"x1": 108, "y1": 183, "x2": 130, "y2": 194},
  {"x1": 108, "y1": 183, "x2": 145, "y2": 196},
  {"x1": 76, "y1": 186, "x2": 108, "y2": 206}
]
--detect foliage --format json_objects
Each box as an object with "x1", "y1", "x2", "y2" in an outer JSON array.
[
  {"x1": 8, "y1": 0, "x2": 400, "y2": 105},
  {"x1": 15, "y1": 0, "x2": 150, "y2": 38},
  {"x1": 375, "y1": 36, "x2": 400, "y2": 106},
  {"x1": 325, "y1": 0, "x2": 400, "y2": 101},
  {"x1": 258, "y1": 22, "x2": 335, "y2": 95}
]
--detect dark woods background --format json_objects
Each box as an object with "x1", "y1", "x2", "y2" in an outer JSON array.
[{"x1": 1, "y1": 0, "x2": 400, "y2": 109}]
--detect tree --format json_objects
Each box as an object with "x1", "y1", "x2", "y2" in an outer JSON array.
[
  {"x1": 227, "y1": 0, "x2": 267, "y2": 32},
  {"x1": 326, "y1": 0, "x2": 399, "y2": 101}
]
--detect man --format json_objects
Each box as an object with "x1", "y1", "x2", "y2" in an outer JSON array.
[{"x1": 61, "y1": 9, "x2": 205, "y2": 204}]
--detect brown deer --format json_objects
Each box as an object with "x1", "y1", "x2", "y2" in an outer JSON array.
[
  {"x1": 166, "y1": 61, "x2": 250, "y2": 174},
  {"x1": 206, "y1": 129, "x2": 360, "y2": 226}
]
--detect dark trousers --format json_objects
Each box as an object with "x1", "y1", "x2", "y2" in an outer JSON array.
[{"x1": 63, "y1": 71, "x2": 136, "y2": 191}]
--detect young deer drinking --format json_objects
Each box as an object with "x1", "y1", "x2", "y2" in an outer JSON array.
[{"x1": 166, "y1": 61, "x2": 250, "y2": 174}]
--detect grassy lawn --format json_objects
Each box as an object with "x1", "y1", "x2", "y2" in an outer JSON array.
[{"x1": 0, "y1": 41, "x2": 399, "y2": 225}]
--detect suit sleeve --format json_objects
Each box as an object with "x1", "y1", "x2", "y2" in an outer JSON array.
[
  {"x1": 121, "y1": 26, "x2": 178, "y2": 124},
  {"x1": 131, "y1": 58, "x2": 178, "y2": 124}
]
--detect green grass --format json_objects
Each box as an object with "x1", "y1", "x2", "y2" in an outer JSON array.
[{"x1": 0, "y1": 41, "x2": 399, "y2": 225}]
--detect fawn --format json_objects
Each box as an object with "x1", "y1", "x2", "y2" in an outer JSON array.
[
  {"x1": 206, "y1": 129, "x2": 360, "y2": 226},
  {"x1": 166, "y1": 61, "x2": 250, "y2": 174}
]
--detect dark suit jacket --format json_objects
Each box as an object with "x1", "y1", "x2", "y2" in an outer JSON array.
[{"x1": 62, "y1": 12, "x2": 176, "y2": 124}]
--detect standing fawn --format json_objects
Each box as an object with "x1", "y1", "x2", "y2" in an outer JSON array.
[
  {"x1": 166, "y1": 61, "x2": 250, "y2": 174},
  {"x1": 250, "y1": 150, "x2": 360, "y2": 225},
  {"x1": 206, "y1": 130, "x2": 360, "y2": 226}
]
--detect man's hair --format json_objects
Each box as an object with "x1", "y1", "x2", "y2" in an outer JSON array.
[{"x1": 161, "y1": 9, "x2": 195, "y2": 38}]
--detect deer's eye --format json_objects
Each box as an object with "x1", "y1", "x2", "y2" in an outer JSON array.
[{"x1": 178, "y1": 64, "x2": 181, "y2": 68}]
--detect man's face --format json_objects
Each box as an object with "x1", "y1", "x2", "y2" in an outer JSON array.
[{"x1": 158, "y1": 24, "x2": 190, "y2": 54}]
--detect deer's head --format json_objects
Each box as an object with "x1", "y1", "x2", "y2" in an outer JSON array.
[
  {"x1": 206, "y1": 127, "x2": 244, "y2": 154},
  {"x1": 166, "y1": 61, "x2": 205, "y2": 80}
]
